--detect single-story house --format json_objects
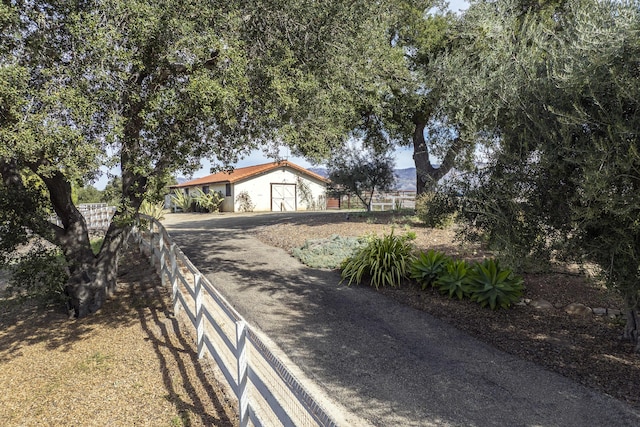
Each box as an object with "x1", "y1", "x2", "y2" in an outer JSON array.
[{"x1": 170, "y1": 160, "x2": 329, "y2": 212}]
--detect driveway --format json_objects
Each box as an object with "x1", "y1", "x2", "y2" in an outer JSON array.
[{"x1": 162, "y1": 211, "x2": 640, "y2": 426}]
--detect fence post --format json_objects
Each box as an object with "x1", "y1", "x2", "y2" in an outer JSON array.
[
  {"x1": 149, "y1": 221, "x2": 155, "y2": 267},
  {"x1": 195, "y1": 273, "x2": 204, "y2": 358},
  {"x1": 170, "y1": 243, "x2": 179, "y2": 314},
  {"x1": 236, "y1": 320, "x2": 249, "y2": 427},
  {"x1": 158, "y1": 230, "x2": 165, "y2": 283}
]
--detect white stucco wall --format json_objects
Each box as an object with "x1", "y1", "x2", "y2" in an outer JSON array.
[{"x1": 233, "y1": 167, "x2": 326, "y2": 212}]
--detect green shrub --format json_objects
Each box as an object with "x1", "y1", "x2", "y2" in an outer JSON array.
[
  {"x1": 292, "y1": 235, "x2": 367, "y2": 269},
  {"x1": 467, "y1": 259, "x2": 524, "y2": 310},
  {"x1": 434, "y1": 259, "x2": 472, "y2": 300},
  {"x1": 410, "y1": 249, "x2": 450, "y2": 289},
  {"x1": 415, "y1": 190, "x2": 459, "y2": 229},
  {"x1": 171, "y1": 191, "x2": 193, "y2": 212},
  {"x1": 340, "y1": 232, "x2": 416, "y2": 289},
  {"x1": 5, "y1": 245, "x2": 68, "y2": 302},
  {"x1": 193, "y1": 189, "x2": 223, "y2": 213}
]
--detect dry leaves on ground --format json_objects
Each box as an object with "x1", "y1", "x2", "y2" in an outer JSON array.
[{"x1": 0, "y1": 250, "x2": 238, "y2": 427}]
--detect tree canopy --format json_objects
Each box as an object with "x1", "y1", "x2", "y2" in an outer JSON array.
[
  {"x1": 1, "y1": 0, "x2": 420, "y2": 316},
  {"x1": 432, "y1": 0, "x2": 640, "y2": 350},
  {"x1": 328, "y1": 145, "x2": 396, "y2": 211}
]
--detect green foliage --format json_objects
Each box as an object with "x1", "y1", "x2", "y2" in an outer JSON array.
[
  {"x1": 90, "y1": 238, "x2": 103, "y2": 255},
  {"x1": 415, "y1": 190, "x2": 458, "y2": 229},
  {"x1": 410, "y1": 249, "x2": 450, "y2": 289},
  {"x1": 100, "y1": 176, "x2": 122, "y2": 206},
  {"x1": 434, "y1": 260, "x2": 472, "y2": 300},
  {"x1": 328, "y1": 145, "x2": 396, "y2": 211},
  {"x1": 5, "y1": 245, "x2": 69, "y2": 302},
  {"x1": 139, "y1": 200, "x2": 166, "y2": 221},
  {"x1": 171, "y1": 191, "x2": 193, "y2": 213},
  {"x1": 235, "y1": 190, "x2": 255, "y2": 212},
  {"x1": 467, "y1": 259, "x2": 524, "y2": 310},
  {"x1": 292, "y1": 235, "x2": 367, "y2": 269},
  {"x1": 193, "y1": 189, "x2": 223, "y2": 213},
  {"x1": 76, "y1": 184, "x2": 102, "y2": 204},
  {"x1": 340, "y1": 232, "x2": 416, "y2": 289}
]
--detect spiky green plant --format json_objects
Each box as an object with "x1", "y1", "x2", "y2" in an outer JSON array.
[
  {"x1": 340, "y1": 232, "x2": 416, "y2": 289},
  {"x1": 434, "y1": 259, "x2": 472, "y2": 300},
  {"x1": 467, "y1": 259, "x2": 524, "y2": 310},
  {"x1": 139, "y1": 200, "x2": 166, "y2": 221},
  {"x1": 193, "y1": 188, "x2": 224, "y2": 213},
  {"x1": 170, "y1": 191, "x2": 193, "y2": 212},
  {"x1": 410, "y1": 249, "x2": 450, "y2": 289}
]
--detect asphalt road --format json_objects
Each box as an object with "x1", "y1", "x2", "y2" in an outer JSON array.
[{"x1": 162, "y1": 211, "x2": 640, "y2": 427}]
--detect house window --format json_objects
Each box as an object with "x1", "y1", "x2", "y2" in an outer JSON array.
[
  {"x1": 202, "y1": 186, "x2": 209, "y2": 194},
  {"x1": 225, "y1": 183, "x2": 231, "y2": 197},
  {"x1": 184, "y1": 188, "x2": 189, "y2": 196}
]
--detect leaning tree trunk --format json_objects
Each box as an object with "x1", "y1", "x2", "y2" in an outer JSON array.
[{"x1": 412, "y1": 120, "x2": 464, "y2": 195}]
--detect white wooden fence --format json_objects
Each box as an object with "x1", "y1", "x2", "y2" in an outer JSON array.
[
  {"x1": 49, "y1": 203, "x2": 116, "y2": 230},
  {"x1": 370, "y1": 191, "x2": 416, "y2": 211},
  {"x1": 133, "y1": 216, "x2": 338, "y2": 427}
]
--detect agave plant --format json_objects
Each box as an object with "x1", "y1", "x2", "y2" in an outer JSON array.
[
  {"x1": 434, "y1": 259, "x2": 472, "y2": 300},
  {"x1": 193, "y1": 188, "x2": 224, "y2": 213},
  {"x1": 139, "y1": 200, "x2": 166, "y2": 221},
  {"x1": 170, "y1": 191, "x2": 193, "y2": 212},
  {"x1": 410, "y1": 249, "x2": 450, "y2": 289},
  {"x1": 467, "y1": 259, "x2": 524, "y2": 310}
]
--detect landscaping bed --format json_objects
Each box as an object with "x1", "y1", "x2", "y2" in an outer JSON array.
[{"x1": 253, "y1": 211, "x2": 640, "y2": 410}]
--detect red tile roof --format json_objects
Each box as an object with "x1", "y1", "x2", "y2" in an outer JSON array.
[{"x1": 171, "y1": 160, "x2": 328, "y2": 188}]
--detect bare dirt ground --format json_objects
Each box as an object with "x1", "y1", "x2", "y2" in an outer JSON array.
[
  {"x1": 253, "y1": 211, "x2": 640, "y2": 411},
  {"x1": 0, "y1": 249, "x2": 238, "y2": 427}
]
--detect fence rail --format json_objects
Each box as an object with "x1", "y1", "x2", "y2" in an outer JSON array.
[
  {"x1": 133, "y1": 216, "x2": 338, "y2": 427},
  {"x1": 49, "y1": 203, "x2": 116, "y2": 231},
  {"x1": 370, "y1": 191, "x2": 416, "y2": 211}
]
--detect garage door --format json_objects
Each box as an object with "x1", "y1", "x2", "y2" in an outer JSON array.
[{"x1": 271, "y1": 184, "x2": 296, "y2": 211}]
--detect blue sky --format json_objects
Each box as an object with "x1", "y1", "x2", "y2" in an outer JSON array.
[{"x1": 94, "y1": 1, "x2": 469, "y2": 189}]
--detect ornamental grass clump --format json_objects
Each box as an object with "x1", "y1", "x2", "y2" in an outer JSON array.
[{"x1": 340, "y1": 231, "x2": 416, "y2": 289}]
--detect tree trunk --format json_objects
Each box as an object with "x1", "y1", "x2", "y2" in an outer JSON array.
[
  {"x1": 622, "y1": 296, "x2": 639, "y2": 352},
  {"x1": 412, "y1": 120, "x2": 464, "y2": 195}
]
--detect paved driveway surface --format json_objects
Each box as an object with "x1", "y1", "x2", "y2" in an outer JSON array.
[{"x1": 162, "y1": 211, "x2": 640, "y2": 427}]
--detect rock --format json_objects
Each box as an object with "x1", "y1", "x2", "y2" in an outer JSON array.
[
  {"x1": 607, "y1": 309, "x2": 622, "y2": 316},
  {"x1": 531, "y1": 299, "x2": 554, "y2": 310},
  {"x1": 592, "y1": 307, "x2": 607, "y2": 316},
  {"x1": 565, "y1": 303, "x2": 592, "y2": 316}
]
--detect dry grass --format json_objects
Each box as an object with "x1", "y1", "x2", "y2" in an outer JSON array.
[{"x1": 0, "y1": 250, "x2": 237, "y2": 427}]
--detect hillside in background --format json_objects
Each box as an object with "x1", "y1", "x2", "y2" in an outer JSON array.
[{"x1": 309, "y1": 167, "x2": 417, "y2": 191}]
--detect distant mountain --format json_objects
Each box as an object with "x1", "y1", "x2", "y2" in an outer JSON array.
[
  {"x1": 308, "y1": 167, "x2": 329, "y2": 178},
  {"x1": 307, "y1": 167, "x2": 417, "y2": 191}
]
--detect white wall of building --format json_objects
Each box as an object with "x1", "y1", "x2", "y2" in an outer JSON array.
[
  {"x1": 173, "y1": 167, "x2": 327, "y2": 212},
  {"x1": 233, "y1": 168, "x2": 326, "y2": 212}
]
